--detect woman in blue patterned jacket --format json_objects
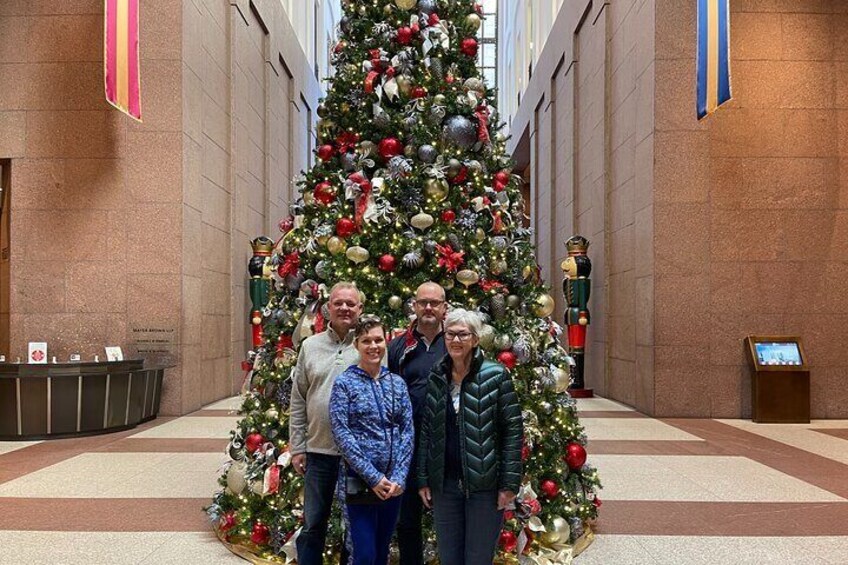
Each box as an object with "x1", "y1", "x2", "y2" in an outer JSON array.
[{"x1": 330, "y1": 315, "x2": 414, "y2": 565}]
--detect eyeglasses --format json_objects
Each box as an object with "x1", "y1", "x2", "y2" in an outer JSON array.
[
  {"x1": 445, "y1": 331, "x2": 474, "y2": 342},
  {"x1": 415, "y1": 299, "x2": 445, "y2": 308}
]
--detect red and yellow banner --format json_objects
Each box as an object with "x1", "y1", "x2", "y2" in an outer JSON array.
[{"x1": 104, "y1": 0, "x2": 142, "y2": 121}]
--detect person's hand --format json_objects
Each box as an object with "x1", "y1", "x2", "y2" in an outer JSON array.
[
  {"x1": 292, "y1": 454, "x2": 307, "y2": 476},
  {"x1": 372, "y1": 477, "x2": 394, "y2": 500},
  {"x1": 388, "y1": 482, "x2": 404, "y2": 498},
  {"x1": 497, "y1": 489, "x2": 516, "y2": 510},
  {"x1": 419, "y1": 486, "x2": 432, "y2": 509}
]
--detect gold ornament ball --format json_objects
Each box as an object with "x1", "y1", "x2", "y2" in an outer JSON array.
[
  {"x1": 522, "y1": 264, "x2": 534, "y2": 280},
  {"x1": 493, "y1": 333, "x2": 513, "y2": 351},
  {"x1": 466, "y1": 13, "x2": 482, "y2": 31},
  {"x1": 424, "y1": 178, "x2": 449, "y2": 201},
  {"x1": 411, "y1": 212, "x2": 434, "y2": 230},
  {"x1": 327, "y1": 236, "x2": 347, "y2": 255},
  {"x1": 433, "y1": 94, "x2": 447, "y2": 106},
  {"x1": 489, "y1": 258, "x2": 508, "y2": 275},
  {"x1": 388, "y1": 296, "x2": 403, "y2": 309},
  {"x1": 358, "y1": 5, "x2": 367, "y2": 15},
  {"x1": 475, "y1": 228, "x2": 486, "y2": 242},
  {"x1": 359, "y1": 141, "x2": 376, "y2": 156},
  {"x1": 479, "y1": 324, "x2": 495, "y2": 350},
  {"x1": 226, "y1": 461, "x2": 248, "y2": 495},
  {"x1": 303, "y1": 191, "x2": 315, "y2": 206},
  {"x1": 456, "y1": 269, "x2": 480, "y2": 288},
  {"x1": 533, "y1": 293, "x2": 556, "y2": 318},
  {"x1": 395, "y1": 0, "x2": 417, "y2": 9},
  {"x1": 346, "y1": 245, "x2": 370, "y2": 264},
  {"x1": 553, "y1": 366, "x2": 570, "y2": 393},
  {"x1": 506, "y1": 295, "x2": 521, "y2": 309},
  {"x1": 440, "y1": 277, "x2": 455, "y2": 291},
  {"x1": 396, "y1": 75, "x2": 412, "y2": 95},
  {"x1": 316, "y1": 234, "x2": 330, "y2": 246},
  {"x1": 384, "y1": 4, "x2": 395, "y2": 14},
  {"x1": 404, "y1": 144, "x2": 417, "y2": 158},
  {"x1": 265, "y1": 408, "x2": 279, "y2": 420}
]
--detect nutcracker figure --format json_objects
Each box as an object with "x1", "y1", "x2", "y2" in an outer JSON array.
[
  {"x1": 561, "y1": 235, "x2": 593, "y2": 398},
  {"x1": 248, "y1": 237, "x2": 274, "y2": 348}
]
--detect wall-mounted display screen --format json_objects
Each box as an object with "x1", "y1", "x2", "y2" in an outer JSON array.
[{"x1": 754, "y1": 342, "x2": 803, "y2": 366}]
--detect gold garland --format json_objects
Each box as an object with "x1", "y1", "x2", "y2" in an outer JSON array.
[{"x1": 216, "y1": 524, "x2": 594, "y2": 565}]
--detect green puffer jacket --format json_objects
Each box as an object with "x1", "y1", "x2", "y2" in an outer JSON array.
[{"x1": 416, "y1": 348, "x2": 523, "y2": 495}]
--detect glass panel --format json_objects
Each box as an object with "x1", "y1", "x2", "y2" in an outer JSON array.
[
  {"x1": 483, "y1": 44, "x2": 496, "y2": 67},
  {"x1": 482, "y1": 13, "x2": 497, "y2": 38},
  {"x1": 483, "y1": 67, "x2": 496, "y2": 88}
]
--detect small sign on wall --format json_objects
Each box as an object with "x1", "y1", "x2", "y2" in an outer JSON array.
[
  {"x1": 28, "y1": 342, "x2": 48, "y2": 364},
  {"x1": 105, "y1": 346, "x2": 124, "y2": 362}
]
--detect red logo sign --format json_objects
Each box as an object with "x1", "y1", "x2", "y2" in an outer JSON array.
[{"x1": 31, "y1": 350, "x2": 45, "y2": 362}]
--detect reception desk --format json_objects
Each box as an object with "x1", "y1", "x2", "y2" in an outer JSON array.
[{"x1": 0, "y1": 359, "x2": 169, "y2": 440}]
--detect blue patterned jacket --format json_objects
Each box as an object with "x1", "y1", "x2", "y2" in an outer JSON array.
[{"x1": 329, "y1": 365, "x2": 414, "y2": 488}]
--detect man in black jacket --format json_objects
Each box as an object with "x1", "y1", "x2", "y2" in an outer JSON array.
[{"x1": 387, "y1": 282, "x2": 447, "y2": 565}]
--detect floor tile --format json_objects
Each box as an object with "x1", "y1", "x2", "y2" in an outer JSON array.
[
  {"x1": 138, "y1": 531, "x2": 246, "y2": 564},
  {"x1": 574, "y1": 535, "x2": 658, "y2": 564},
  {"x1": 590, "y1": 455, "x2": 844, "y2": 502},
  {"x1": 633, "y1": 535, "x2": 831, "y2": 565},
  {"x1": 580, "y1": 418, "x2": 704, "y2": 441},
  {"x1": 129, "y1": 417, "x2": 241, "y2": 439},
  {"x1": 0, "y1": 453, "x2": 225, "y2": 498},
  {"x1": 575, "y1": 397, "x2": 636, "y2": 412},
  {"x1": 0, "y1": 531, "x2": 171, "y2": 565},
  {"x1": 718, "y1": 419, "x2": 848, "y2": 466},
  {"x1": 0, "y1": 441, "x2": 41, "y2": 456},
  {"x1": 202, "y1": 396, "x2": 244, "y2": 411}
]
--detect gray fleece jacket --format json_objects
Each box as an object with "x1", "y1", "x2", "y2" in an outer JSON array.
[{"x1": 288, "y1": 326, "x2": 359, "y2": 456}]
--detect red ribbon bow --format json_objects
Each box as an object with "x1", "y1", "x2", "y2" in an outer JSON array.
[{"x1": 276, "y1": 252, "x2": 300, "y2": 278}]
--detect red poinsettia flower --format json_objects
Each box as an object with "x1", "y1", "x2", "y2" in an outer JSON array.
[
  {"x1": 336, "y1": 131, "x2": 360, "y2": 153},
  {"x1": 435, "y1": 243, "x2": 465, "y2": 272}
]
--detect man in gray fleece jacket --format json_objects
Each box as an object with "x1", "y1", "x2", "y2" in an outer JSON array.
[{"x1": 289, "y1": 282, "x2": 362, "y2": 565}]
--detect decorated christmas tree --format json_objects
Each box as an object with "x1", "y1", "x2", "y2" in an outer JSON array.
[{"x1": 208, "y1": 0, "x2": 601, "y2": 562}]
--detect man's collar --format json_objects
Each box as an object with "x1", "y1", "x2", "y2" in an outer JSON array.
[{"x1": 327, "y1": 323, "x2": 355, "y2": 344}]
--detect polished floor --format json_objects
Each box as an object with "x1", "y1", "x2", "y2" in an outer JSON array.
[{"x1": 1, "y1": 396, "x2": 847, "y2": 564}]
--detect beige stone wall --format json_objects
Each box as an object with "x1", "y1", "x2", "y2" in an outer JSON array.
[
  {"x1": 0, "y1": 0, "x2": 320, "y2": 415},
  {"x1": 653, "y1": 0, "x2": 848, "y2": 418},
  {"x1": 510, "y1": 0, "x2": 653, "y2": 404},
  {"x1": 510, "y1": 0, "x2": 847, "y2": 417}
]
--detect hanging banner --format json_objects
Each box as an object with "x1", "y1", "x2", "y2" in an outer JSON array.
[
  {"x1": 696, "y1": 0, "x2": 731, "y2": 120},
  {"x1": 104, "y1": 0, "x2": 142, "y2": 121}
]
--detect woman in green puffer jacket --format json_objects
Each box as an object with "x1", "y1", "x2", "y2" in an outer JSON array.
[{"x1": 416, "y1": 308, "x2": 524, "y2": 565}]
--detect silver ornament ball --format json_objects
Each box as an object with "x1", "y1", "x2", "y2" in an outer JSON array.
[
  {"x1": 442, "y1": 115, "x2": 477, "y2": 149},
  {"x1": 418, "y1": 144, "x2": 438, "y2": 163}
]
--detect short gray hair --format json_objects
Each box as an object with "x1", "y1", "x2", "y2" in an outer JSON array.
[{"x1": 444, "y1": 308, "x2": 483, "y2": 337}]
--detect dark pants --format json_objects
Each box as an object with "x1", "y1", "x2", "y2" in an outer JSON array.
[
  {"x1": 432, "y1": 479, "x2": 504, "y2": 565},
  {"x1": 297, "y1": 453, "x2": 342, "y2": 565},
  {"x1": 396, "y1": 484, "x2": 424, "y2": 565},
  {"x1": 347, "y1": 496, "x2": 403, "y2": 565}
]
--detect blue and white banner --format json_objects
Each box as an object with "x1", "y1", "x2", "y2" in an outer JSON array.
[{"x1": 697, "y1": 0, "x2": 732, "y2": 120}]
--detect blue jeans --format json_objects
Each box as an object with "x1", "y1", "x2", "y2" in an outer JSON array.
[
  {"x1": 296, "y1": 453, "x2": 342, "y2": 565},
  {"x1": 432, "y1": 478, "x2": 504, "y2": 565},
  {"x1": 347, "y1": 495, "x2": 403, "y2": 565}
]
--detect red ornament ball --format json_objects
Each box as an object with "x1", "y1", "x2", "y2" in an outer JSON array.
[
  {"x1": 521, "y1": 444, "x2": 531, "y2": 462},
  {"x1": 441, "y1": 209, "x2": 456, "y2": 223},
  {"x1": 497, "y1": 350, "x2": 517, "y2": 370},
  {"x1": 428, "y1": 13, "x2": 440, "y2": 26},
  {"x1": 245, "y1": 433, "x2": 265, "y2": 454},
  {"x1": 378, "y1": 254, "x2": 397, "y2": 272},
  {"x1": 314, "y1": 181, "x2": 335, "y2": 205},
  {"x1": 450, "y1": 166, "x2": 468, "y2": 184},
  {"x1": 251, "y1": 522, "x2": 270, "y2": 545},
  {"x1": 317, "y1": 144, "x2": 335, "y2": 161},
  {"x1": 220, "y1": 511, "x2": 237, "y2": 532},
  {"x1": 411, "y1": 22, "x2": 420, "y2": 34},
  {"x1": 493, "y1": 180, "x2": 507, "y2": 193},
  {"x1": 336, "y1": 217, "x2": 356, "y2": 238},
  {"x1": 494, "y1": 171, "x2": 511, "y2": 185},
  {"x1": 378, "y1": 137, "x2": 404, "y2": 160},
  {"x1": 540, "y1": 479, "x2": 559, "y2": 499},
  {"x1": 461, "y1": 37, "x2": 479, "y2": 57},
  {"x1": 411, "y1": 86, "x2": 427, "y2": 99},
  {"x1": 397, "y1": 26, "x2": 412, "y2": 45},
  {"x1": 499, "y1": 530, "x2": 518, "y2": 552},
  {"x1": 564, "y1": 442, "x2": 587, "y2": 470}
]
